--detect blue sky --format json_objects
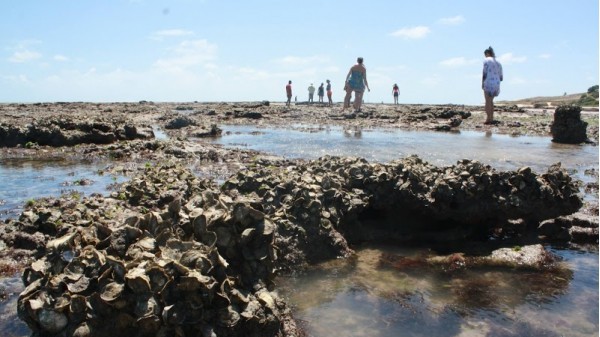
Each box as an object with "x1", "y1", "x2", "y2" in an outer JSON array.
[{"x1": 1, "y1": 0, "x2": 598, "y2": 104}]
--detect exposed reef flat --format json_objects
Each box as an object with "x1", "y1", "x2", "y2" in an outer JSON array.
[{"x1": 0, "y1": 101, "x2": 597, "y2": 336}]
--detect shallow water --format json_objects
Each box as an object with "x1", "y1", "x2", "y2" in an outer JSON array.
[
  {"x1": 0, "y1": 158, "x2": 129, "y2": 336},
  {"x1": 0, "y1": 158, "x2": 127, "y2": 220},
  {"x1": 276, "y1": 244, "x2": 599, "y2": 337},
  {"x1": 212, "y1": 124, "x2": 598, "y2": 175},
  {"x1": 215, "y1": 124, "x2": 598, "y2": 336},
  {"x1": 152, "y1": 125, "x2": 169, "y2": 140},
  {"x1": 0, "y1": 125, "x2": 597, "y2": 336}
]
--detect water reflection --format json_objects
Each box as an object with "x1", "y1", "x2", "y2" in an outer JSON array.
[
  {"x1": 343, "y1": 126, "x2": 362, "y2": 138},
  {"x1": 212, "y1": 125, "x2": 598, "y2": 175},
  {"x1": 276, "y1": 245, "x2": 597, "y2": 337}
]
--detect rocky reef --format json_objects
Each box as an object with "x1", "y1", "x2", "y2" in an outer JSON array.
[
  {"x1": 8, "y1": 153, "x2": 586, "y2": 336},
  {"x1": 551, "y1": 105, "x2": 589, "y2": 144},
  {"x1": 0, "y1": 115, "x2": 154, "y2": 148}
]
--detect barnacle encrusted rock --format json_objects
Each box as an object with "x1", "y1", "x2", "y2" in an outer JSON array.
[
  {"x1": 551, "y1": 105, "x2": 588, "y2": 144},
  {"x1": 15, "y1": 155, "x2": 582, "y2": 336}
]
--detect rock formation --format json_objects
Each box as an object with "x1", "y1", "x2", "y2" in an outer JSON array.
[
  {"x1": 551, "y1": 105, "x2": 589, "y2": 144},
  {"x1": 11, "y1": 155, "x2": 584, "y2": 336}
]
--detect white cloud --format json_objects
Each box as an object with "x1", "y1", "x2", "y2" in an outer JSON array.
[
  {"x1": 439, "y1": 57, "x2": 478, "y2": 67},
  {"x1": 507, "y1": 76, "x2": 527, "y2": 84},
  {"x1": 390, "y1": 26, "x2": 431, "y2": 39},
  {"x1": 236, "y1": 67, "x2": 271, "y2": 80},
  {"x1": 539, "y1": 53, "x2": 551, "y2": 59},
  {"x1": 54, "y1": 54, "x2": 69, "y2": 62},
  {"x1": 150, "y1": 29, "x2": 194, "y2": 41},
  {"x1": 204, "y1": 63, "x2": 218, "y2": 70},
  {"x1": 2, "y1": 74, "x2": 30, "y2": 83},
  {"x1": 274, "y1": 55, "x2": 324, "y2": 66},
  {"x1": 9, "y1": 50, "x2": 42, "y2": 63},
  {"x1": 85, "y1": 67, "x2": 97, "y2": 75},
  {"x1": 497, "y1": 52, "x2": 527, "y2": 64},
  {"x1": 421, "y1": 74, "x2": 442, "y2": 85},
  {"x1": 321, "y1": 66, "x2": 340, "y2": 73},
  {"x1": 7, "y1": 40, "x2": 43, "y2": 63},
  {"x1": 373, "y1": 65, "x2": 407, "y2": 72},
  {"x1": 153, "y1": 39, "x2": 218, "y2": 71},
  {"x1": 438, "y1": 15, "x2": 465, "y2": 25}
]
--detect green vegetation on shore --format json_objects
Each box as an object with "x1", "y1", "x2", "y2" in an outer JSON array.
[
  {"x1": 500, "y1": 85, "x2": 599, "y2": 108},
  {"x1": 577, "y1": 85, "x2": 599, "y2": 106}
]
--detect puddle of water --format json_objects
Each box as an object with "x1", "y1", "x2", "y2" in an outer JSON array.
[
  {"x1": 0, "y1": 278, "x2": 28, "y2": 337},
  {"x1": 152, "y1": 125, "x2": 169, "y2": 140},
  {"x1": 212, "y1": 124, "x2": 598, "y2": 174},
  {"x1": 0, "y1": 158, "x2": 130, "y2": 336},
  {"x1": 276, "y1": 244, "x2": 599, "y2": 337},
  {"x1": 212, "y1": 124, "x2": 599, "y2": 207},
  {"x1": 0, "y1": 158, "x2": 127, "y2": 220}
]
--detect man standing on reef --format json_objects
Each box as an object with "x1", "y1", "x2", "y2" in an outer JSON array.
[
  {"x1": 308, "y1": 83, "x2": 316, "y2": 103},
  {"x1": 286, "y1": 80, "x2": 292, "y2": 106}
]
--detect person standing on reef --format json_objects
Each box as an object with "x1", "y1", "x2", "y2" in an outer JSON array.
[
  {"x1": 286, "y1": 80, "x2": 292, "y2": 106},
  {"x1": 343, "y1": 57, "x2": 370, "y2": 112},
  {"x1": 308, "y1": 83, "x2": 316, "y2": 103},
  {"x1": 392, "y1": 83, "x2": 400, "y2": 105},
  {"x1": 326, "y1": 79, "x2": 333, "y2": 106},
  {"x1": 317, "y1": 83, "x2": 325, "y2": 103},
  {"x1": 482, "y1": 46, "x2": 503, "y2": 124}
]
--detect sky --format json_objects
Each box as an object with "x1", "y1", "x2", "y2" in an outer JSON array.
[{"x1": 1, "y1": 0, "x2": 598, "y2": 105}]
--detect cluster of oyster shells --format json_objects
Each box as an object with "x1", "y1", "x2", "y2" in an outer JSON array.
[
  {"x1": 18, "y1": 164, "x2": 286, "y2": 337},
  {"x1": 16, "y1": 155, "x2": 581, "y2": 336},
  {"x1": 223, "y1": 155, "x2": 581, "y2": 267}
]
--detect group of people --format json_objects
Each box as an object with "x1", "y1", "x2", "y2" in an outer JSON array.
[
  {"x1": 287, "y1": 81, "x2": 334, "y2": 107},
  {"x1": 306, "y1": 81, "x2": 333, "y2": 105},
  {"x1": 286, "y1": 81, "x2": 333, "y2": 107},
  {"x1": 285, "y1": 57, "x2": 371, "y2": 111},
  {"x1": 286, "y1": 46, "x2": 503, "y2": 124}
]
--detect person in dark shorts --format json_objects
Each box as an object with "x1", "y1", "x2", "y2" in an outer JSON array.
[
  {"x1": 318, "y1": 83, "x2": 325, "y2": 103},
  {"x1": 392, "y1": 83, "x2": 399, "y2": 105},
  {"x1": 286, "y1": 80, "x2": 292, "y2": 106},
  {"x1": 326, "y1": 79, "x2": 333, "y2": 106},
  {"x1": 343, "y1": 57, "x2": 370, "y2": 112}
]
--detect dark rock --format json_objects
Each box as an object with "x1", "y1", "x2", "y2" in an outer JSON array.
[
  {"x1": 191, "y1": 124, "x2": 222, "y2": 138},
  {"x1": 449, "y1": 117, "x2": 462, "y2": 127},
  {"x1": 233, "y1": 110, "x2": 262, "y2": 119},
  {"x1": 165, "y1": 116, "x2": 196, "y2": 129},
  {"x1": 122, "y1": 124, "x2": 154, "y2": 140},
  {"x1": 0, "y1": 117, "x2": 154, "y2": 147},
  {"x1": 433, "y1": 124, "x2": 452, "y2": 131},
  {"x1": 569, "y1": 226, "x2": 599, "y2": 243},
  {"x1": 551, "y1": 105, "x2": 588, "y2": 144},
  {"x1": 538, "y1": 212, "x2": 597, "y2": 243},
  {"x1": 13, "y1": 232, "x2": 45, "y2": 251}
]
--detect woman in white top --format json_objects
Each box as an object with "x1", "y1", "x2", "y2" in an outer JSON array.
[{"x1": 482, "y1": 46, "x2": 503, "y2": 124}]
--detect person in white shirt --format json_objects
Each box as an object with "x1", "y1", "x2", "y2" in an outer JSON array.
[
  {"x1": 482, "y1": 46, "x2": 503, "y2": 124},
  {"x1": 308, "y1": 83, "x2": 316, "y2": 103}
]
